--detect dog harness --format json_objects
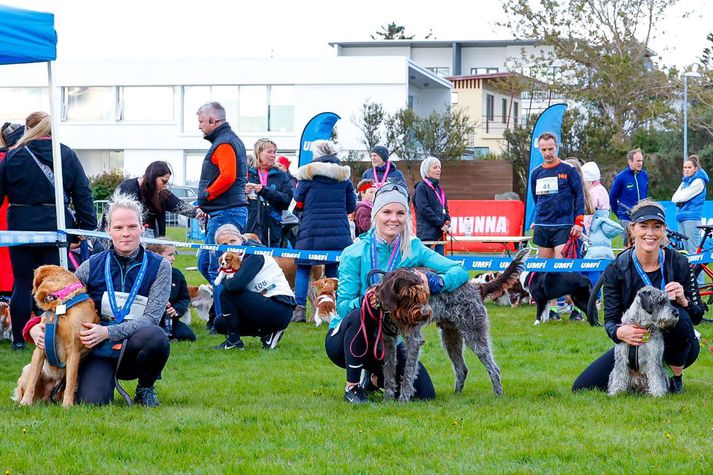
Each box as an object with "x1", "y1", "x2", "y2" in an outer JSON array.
[
  {"x1": 44, "y1": 291, "x2": 91, "y2": 368},
  {"x1": 627, "y1": 345, "x2": 640, "y2": 372}
]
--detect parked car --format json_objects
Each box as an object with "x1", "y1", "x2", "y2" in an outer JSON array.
[{"x1": 166, "y1": 185, "x2": 198, "y2": 226}]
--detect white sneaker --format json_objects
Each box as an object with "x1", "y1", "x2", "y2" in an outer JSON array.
[
  {"x1": 261, "y1": 330, "x2": 284, "y2": 350},
  {"x1": 533, "y1": 319, "x2": 541, "y2": 326}
]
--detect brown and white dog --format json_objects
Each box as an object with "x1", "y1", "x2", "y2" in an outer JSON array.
[
  {"x1": 0, "y1": 300, "x2": 11, "y2": 341},
  {"x1": 187, "y1": 284, "x2": 213, "y2": 323},
  {"x1": 214, "y1": 251, "x2": 244, "y2": 285},
  {"x1": 14, "y1": 265, "x2": 98, "y2": 407},
  {"x1": 309, "y1": 278, "x2": 338, "y2": 326}
]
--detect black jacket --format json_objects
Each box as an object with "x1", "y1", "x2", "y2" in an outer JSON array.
[
  {"x1": 197, "y1": 122, "x2": 248, "y2": 213},
  {"x1": 244, "y1": 167, "x2": 293, "y2": 247},
  {"x1": 413, "y1": 178, "x2": 450, "y2": 241},
  {"x1": 116, "y1": 178, "x2": 196, "y2": 237},
  {"x1": 0, "y1": 138, "x2": 96, "y2": 233},
  {"x1": 168, "y1": 267, "x2": 190, "y2": 317},
  {"x1": 603, "y1": 247, "x2": 705, "y2": 343}
]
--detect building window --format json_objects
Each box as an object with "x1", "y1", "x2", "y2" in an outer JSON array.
[
  {"x1": 184, "y1": 152, "x2": 205, "y2": 187},
  {"x1": 182, "y1": 85, "x2": 239, "y2": 133},
  {"x1": 63, "y1": 87, "x2": 115, "y2": 122},
  {"x1": 486, "y1": 94, "x2": 494, "y2": 122},
  {"x1": 75, "y1": 150, "x2": 124, "y2": 179},
  {"x1": 513, "y1": 102, "x2": 519, "y2": 125},
  {"x1": 426, "y1": 67, "x2": 450, "y2": 76},
  {"x1": 268, "y1": 85, "x2": 294, "y2": 132},
  {"x1": 119, "y1": 87, "x2": 175, "y2": 122},
  {"x1": 239, "y1": 85, "x2": 268, "y2": 132},
  {"x1": 501, "y1": 98, "x2": 507, "y2": 124},
  {"x1": 0, "y1": 87, "x2": 49, "y2": 123},
  {"x1": 471, "y1": 67, "x2": 499, "y2": 75},
  {"x1": 451, "y1": 92, "x2": 459, "y2": 104}
]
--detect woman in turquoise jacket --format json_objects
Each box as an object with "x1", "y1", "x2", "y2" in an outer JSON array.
[{"x1": 326, "y1": 183, "x2": 469, "y2": 404}]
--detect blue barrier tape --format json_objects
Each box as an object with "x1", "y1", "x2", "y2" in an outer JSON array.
[{"x1": 0, "y1": 228, "x2": 685, "y2": 272}]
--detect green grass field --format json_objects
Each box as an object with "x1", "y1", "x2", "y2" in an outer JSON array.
[{"x1": 3, "y1": 238, "x2": 713, "y2": 473}]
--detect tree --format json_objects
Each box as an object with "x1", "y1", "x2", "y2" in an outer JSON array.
[
  {"x1": 352, "y1": 100, "x2": 385, "y2": 152},
  {"x1": 384, "y1": 107, "x2": 418, "y2": 161},
  {"x1": 414, "y1": 106, "x2": 475, "y2": 160},
  {"x1": 371, "y1": 22, "x2": 415, "y2": 40},
  {"x1": 501, "y1": 0, "x2": 678, "y2": 145}
]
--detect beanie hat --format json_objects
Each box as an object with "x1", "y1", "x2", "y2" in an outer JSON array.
[
  {"x1": 277, "y1": 156, "x2": 291, "y2": 170},
  {"x1": 581, "y1": 161, "x2": 601, "y2": 182},
  {"x1": 370, "y1": 145, "x2": 390, "y2": 163},
  {"x1": 371, "y1": 184, "x2": 409, "y2": 220}
]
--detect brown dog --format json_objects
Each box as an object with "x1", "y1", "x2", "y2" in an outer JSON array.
[
  {"x1": 14, "y1": 265, "x2": 98, "y2": 407},
  {"x1": 187, "y1": 284, "x2": 213, "y2": 323},
  {"x1": 214, "y1": 251, "x2": 244, "y2": 285},
  {"x1": 0, "y1": 300, "x2": 11, "y2": 340},
  {"x1": 310, "y1": 278, "x2": 338, "y2": 327}
]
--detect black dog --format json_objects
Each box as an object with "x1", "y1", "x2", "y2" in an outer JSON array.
[{"x1": 520, "y1": 271, "x2": 592, "y2": 324}]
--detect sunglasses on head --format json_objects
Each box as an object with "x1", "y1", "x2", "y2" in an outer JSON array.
[{"x1": 375, "y1": 183, "x2": 408, "y2": 198}]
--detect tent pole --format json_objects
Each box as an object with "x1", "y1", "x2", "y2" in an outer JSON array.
[{"x1": 47, "y1": 61, "x2": 68, "y2": 269}]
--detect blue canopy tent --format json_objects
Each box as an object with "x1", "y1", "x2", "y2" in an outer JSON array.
[{"x1": 0, "y1": 5, "x2": 67, "y2": 267}]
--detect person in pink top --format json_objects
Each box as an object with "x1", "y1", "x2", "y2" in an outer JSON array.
[{"x1": 581, "y1": 161, "x2": 610, "y2": 231}]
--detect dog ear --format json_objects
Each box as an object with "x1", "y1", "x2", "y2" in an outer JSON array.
[
  {"x1": 313, "y1": 278, "x2": 326, "y2": 292},
  {"x1": 639, "y1": 289, "x2": 655, "y2": 314}
]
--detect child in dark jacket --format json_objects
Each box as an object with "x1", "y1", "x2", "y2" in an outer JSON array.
[{"x1": 147, "y1": 242, "x2": 196, "y2": 342}]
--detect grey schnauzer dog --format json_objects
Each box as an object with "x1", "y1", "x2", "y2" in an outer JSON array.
[
  {"x1": 608, "y1": 286, "x2": 679, "y2": 397},
  {"x1": 376, "y1": 249, "x2": 527, "y2": 402}
]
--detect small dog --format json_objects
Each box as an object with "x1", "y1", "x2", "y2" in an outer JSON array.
[
  {"x1": 376, "y1": 248, "x2": 528, "y2": 402},
  {"x1": 309, "y1": 278, "x2": 338, "y2": 327},
  {"x1": 520, "y1": 271, "x2": 592, "y2": 323},
  {"x1": 188, "y1": 284, "x2": 213, "y2": 323},
  {"x1": 608, "y1": 286, "x2": 679, "y2": 397},
  {"x1": 14, "y1": 265, "x2": 98, "y2": 407},
  {"x1": 0, "y1": 300, "x2": 11, "y2": 340},
  {"x1": 214, "y1": 251, "x2": 243, "y2": 285}
]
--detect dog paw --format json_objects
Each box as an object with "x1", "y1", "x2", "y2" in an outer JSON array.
[
  {"x1": 398, "y1": 393, "x2": 412, "y2": 403},
  {"x1": 383, "y1": 389, "x2": 396, "y2": 401}
]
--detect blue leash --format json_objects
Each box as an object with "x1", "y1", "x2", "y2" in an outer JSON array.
[{"x1": 44, "y1": 293, "x2": 90, "y2": 368}]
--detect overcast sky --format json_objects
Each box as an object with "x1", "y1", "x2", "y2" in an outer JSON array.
[{"x1": 3, "y1": 0, "x2": 712, "y2": 69}]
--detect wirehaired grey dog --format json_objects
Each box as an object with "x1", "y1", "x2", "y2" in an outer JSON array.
[
  {"x1": 608, "y1": 286, "x2": 679, "y2": 397},
  {"x1": 375, "y1": 249, "x2": 527, "y2": 402}
]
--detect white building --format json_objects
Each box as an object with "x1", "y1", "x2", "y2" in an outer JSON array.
[{"x1": 0, "y1": 57, "x2": 450, "y2": 185}]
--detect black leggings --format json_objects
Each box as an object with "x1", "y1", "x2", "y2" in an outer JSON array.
[
  {"x1": 9, "y1": 245, "x2": 59, "y2": 343},
  {"x1": 77, "y1": 325, "x2": 170, "y2": 405},
  {"x1": 216, "y1": 289, "x2": 292, "y2": 338},
  {"x1": 325, "y1": 307, "x2": 435, "y2": 400},
  {"x1": 573, "y1": 307, "x2": 700, "y2": 391}
]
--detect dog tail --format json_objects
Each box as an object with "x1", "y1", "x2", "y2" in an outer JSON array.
[
  {"x1": 587, "y1": 273, "x2": 605, "y2": 327},
  {"x1": 478, "y1": 248, "x2": 529, "y2": 302}
]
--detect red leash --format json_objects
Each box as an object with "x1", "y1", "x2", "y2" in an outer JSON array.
[{"x1": 349, "y1": 287, "x2": 386, "y2": 361}]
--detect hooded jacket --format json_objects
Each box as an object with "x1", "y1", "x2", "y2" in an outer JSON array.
[
  {"x1": 672, "y1": 168, "x2": 709, "y2": 222},
  {"x1": 294, "y1": 154, "x2": 356, "y2": 250},
  {"x1": 585, "y1": 209, "x2": 623, "y2": 260},
  {"x1": 0, "y1": 138, "x2": 96, "y2": 233}
]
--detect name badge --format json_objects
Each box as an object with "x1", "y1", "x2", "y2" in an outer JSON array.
[
  {"x1": 101, "y1": 292, "x2": 148, "y2": 321},
  {"x1": 535, "y1": 176, "x2": 559, "y2": 195}
]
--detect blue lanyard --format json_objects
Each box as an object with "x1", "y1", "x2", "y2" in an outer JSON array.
[
  {"x1": 370, "y1": 234, "x2": 401, "y2": 285},
  {"x1": 105, "y1": 250, "x2": 148, "y2": 322},
  {"x1": 631, "y1": 248, "x2": 665, "y2": 291}
]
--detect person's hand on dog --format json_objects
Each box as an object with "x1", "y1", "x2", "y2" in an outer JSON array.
[
  {"x1": 29, "y1": 322, "x2": 46, "y2": 350},
  {"x1": 664, "y1": 282, "x2": 688, "y2": 307},
  {"x1": 616, "y1": 324, "x2": 648, "y2": 346},
  {"x1": 80, "y1": 322, "x2": 109, "y2": 349}
]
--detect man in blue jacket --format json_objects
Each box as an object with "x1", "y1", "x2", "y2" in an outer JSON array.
[{"x1": 609, "y1": 148, "x2": 648, "y2": 245}]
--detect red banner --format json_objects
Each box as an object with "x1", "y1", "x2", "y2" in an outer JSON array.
[{"x1": 415, "y1": 200, "x2": 525, "y2": 252}]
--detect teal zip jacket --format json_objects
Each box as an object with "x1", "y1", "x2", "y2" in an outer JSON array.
[{"x1": 334, "y1": 228, "x2": 470, "y2": 329}]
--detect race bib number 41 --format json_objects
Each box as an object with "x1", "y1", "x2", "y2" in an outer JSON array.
[{"x1": 535, "y1": 176, "x2": 559, "y2": 195}]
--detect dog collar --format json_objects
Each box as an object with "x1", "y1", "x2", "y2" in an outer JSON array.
[
  {"x1": 220, "y1": 267, "x2": 237, "y2": 274},
  {"x1": 45, "y1": 282, "x2": 84, "y2": 303}
]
